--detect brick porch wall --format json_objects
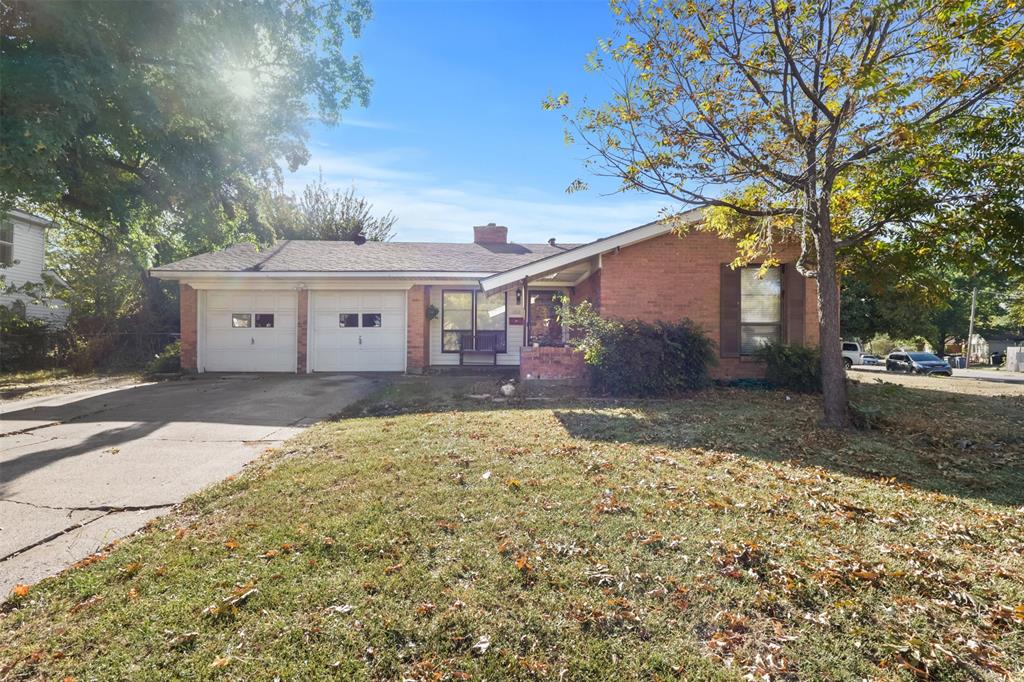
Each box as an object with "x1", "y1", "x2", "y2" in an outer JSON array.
[
  {"x1": 520, "y1": 345, "x2": 586, "y2": 381},
  {"x1": 407, "y1": 285, "x2": 430, "y2": 373},
  {"x1": 597, "y1": 231, "x2": 818, "y2": 381},
  {"x1": 180, "y1": 283, "x2": 198, "y2": 373}
]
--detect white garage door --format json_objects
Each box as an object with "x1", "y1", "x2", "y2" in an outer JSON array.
[
  {"x1": 202, "y1": 290, "x2": 297, "y2": 372},
  {"x1": 311, "y1": 290, "x2": 406, "y2": 372}
]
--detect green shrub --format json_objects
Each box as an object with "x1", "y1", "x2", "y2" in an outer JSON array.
[
  {"x1": 144, "y1": 340, "x2": 181, "y2": 375},
  {"x1": 558, "y1": 299, "x2": 716, "y2": 396},
  {"x1": 755, "y1": 342, "x2": 822, "y2": 393},
  {"x1": 0, "y1": 304, "x2": 58, "y2": 371}
]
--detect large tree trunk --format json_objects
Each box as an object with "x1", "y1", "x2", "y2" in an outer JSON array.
[{"x1": 815, "y1": 232, "x2": 851, "y2": 428}]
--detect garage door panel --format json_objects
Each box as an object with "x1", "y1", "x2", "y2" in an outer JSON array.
[
  {"x1": 311, "y1": 290, "x2": 406, "y2": 372},
  {"x1": 201, "y1": 290, "x2": 297, "y2": 373}
]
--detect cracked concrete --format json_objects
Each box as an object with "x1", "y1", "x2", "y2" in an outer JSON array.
[{"x1": 1, "y1": 373, "x2": 376, "y2": 593}]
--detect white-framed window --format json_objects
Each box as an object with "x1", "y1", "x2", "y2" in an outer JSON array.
[
  {"x1": 0, "y1": 219, "x2": 13, "y2": 267},
  {"x1": 441, "y1": 290, "x2": 507, "y2": 353},
  {"x1": 740, "y1": 267, "x2": 782, "y2": 354},
  {"x1": 232, "y1": 313, "x2": 252, "y2": 328}
]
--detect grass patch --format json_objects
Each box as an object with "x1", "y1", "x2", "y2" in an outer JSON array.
[
  {"x1": 2, "y1": 378, "x2": 1022, "y2": 680},
  {"x1": 0, "y1": 369, "x2": 142, "y2": 400}
]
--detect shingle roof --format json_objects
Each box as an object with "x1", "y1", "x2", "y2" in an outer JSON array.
[{"x1": 151, "y1": 240, "x2": 582, "y2": 274}]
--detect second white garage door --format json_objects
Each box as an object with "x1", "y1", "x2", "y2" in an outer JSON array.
[{"x1": 311, "y1": 290, "x2": 406, "y2": 372}]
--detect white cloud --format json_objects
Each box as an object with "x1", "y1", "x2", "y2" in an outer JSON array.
[{"x1": 284, "y1": 149, "x2": 671, "y2": 244}]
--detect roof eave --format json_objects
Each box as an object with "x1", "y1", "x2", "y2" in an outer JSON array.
[
  {"x1": 149, "y1": 269, "x2": 500, "y2": 280},
  {"x1": 478, "y1": 208, "x2": 705, "y2": 293}
]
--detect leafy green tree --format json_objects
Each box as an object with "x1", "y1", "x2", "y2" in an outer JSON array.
[
  {"x1": 1, "y1": 0, "x2": 372, "y2": 238},
  {"x1": 549, "y1": 0, "x2": 1024, "y2": 427},
  {"x1": 266, "y1": 176, "x2": 397, "y2": 241}
]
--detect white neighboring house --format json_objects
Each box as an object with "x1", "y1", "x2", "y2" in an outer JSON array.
[{"x1": 0, "y1": 209, "x2": 68, "y2": 325}]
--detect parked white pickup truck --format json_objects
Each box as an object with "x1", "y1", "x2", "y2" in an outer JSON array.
[{"x1": 842, "y1": 341, "x2": 863, "y2": 368}]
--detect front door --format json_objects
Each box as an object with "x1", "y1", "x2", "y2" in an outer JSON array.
[{"x1": 528, "y1": 290, "x2": 563, "y2": 346}]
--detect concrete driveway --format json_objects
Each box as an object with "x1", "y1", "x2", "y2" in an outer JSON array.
[{"x1": 0, "y1": 373, "x2": 375, "y2": 594}]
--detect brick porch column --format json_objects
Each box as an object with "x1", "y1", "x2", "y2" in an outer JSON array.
[
  {"x1": 407, "y1": 285, "x2": 430, "y2": 373},
  {"x1": 297, "y1": 288, "x2": 309, "y2": 374},
  {"x1": 179, "y1": 283, "x2": 198, "y2": 373}
]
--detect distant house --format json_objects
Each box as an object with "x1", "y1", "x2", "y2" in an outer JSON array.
[
  {"x1": 969, "y1": 330, "x2": 1024, "y2": 364},
  {"x1": 152, "y1": 210, "x2": 820, "y2": 380},
  {"x1": 0, "y1": 209, "x2": 68, "y2": 324}
]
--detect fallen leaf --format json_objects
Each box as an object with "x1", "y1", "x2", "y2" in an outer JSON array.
[
  {"x1": 209, "y1": 656, "x2": 232, "y2": 668},
  {"x1": 326, "y1": 604, "x2": 354, "y2": 615},
  {"x1": 261, "y1": 549, "x2": 279, "y2": 559},
  {"x1": 223, "y1": 539, "x2": 239, "y2": 551},
  {"x1": 11, "y1": 583, "x2": 29, "y2": 598},
  {"x1": 471, "y1": 634, "x2": 492, "y2": 655},
  {"x1": 69, "y1": 594, "x2": 105, "y2": 614}
]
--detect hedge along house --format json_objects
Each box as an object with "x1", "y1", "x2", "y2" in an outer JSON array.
[{"x1": 151, "y1": 209, "x2": 819, "y2": 379}]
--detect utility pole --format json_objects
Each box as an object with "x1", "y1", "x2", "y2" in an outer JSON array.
[{"x1": 965, "y1": 287, "x2": 978, "y2": 367}]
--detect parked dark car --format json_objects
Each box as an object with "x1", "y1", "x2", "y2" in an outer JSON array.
[{"x1": 885, "y1": 351, "x2": 952, "y2": 376}]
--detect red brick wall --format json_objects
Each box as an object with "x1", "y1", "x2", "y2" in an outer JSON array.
[
  {"x1": 407, "y1": 285, "x2": 430, "y2": 373},
  {"x1": 297, "y1": 289, "x2": 309, "y2": 374},
  {"x1": 520, "y1": 346, "x2": 585, "y2": 381},
  {"x1": 597, "y1": 231, "x2": 819, "y2": 380},
  {"x1": 180, "y1": 283, "x2": 198, "y2": 373},
  {"x1": 571, "y1": 269, "x2": 601, "y2": 310}
]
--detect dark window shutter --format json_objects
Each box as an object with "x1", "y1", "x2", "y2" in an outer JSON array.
[
  {"x1": 783, "y1": 264, "x2": 806, "y2": 345},
  {"x1": 720, "y1": 264, "x2": 741, "y2": 357}
]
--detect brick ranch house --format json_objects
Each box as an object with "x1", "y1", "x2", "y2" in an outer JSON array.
[{"x1": 151, "y1": 209, "x2": 819, "y2": 380}]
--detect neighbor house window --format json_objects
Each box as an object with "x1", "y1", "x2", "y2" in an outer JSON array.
[
  {"x1": 254, "y1": 314, "x2": 275, "y2": 328},
  {"x1": 0, "y1": 220, "x2": 13, "y2": 267},
  {"x1": 339, "y1": 313, "x2": 359, "y2": 328},
  {"x1": 231, "y1": 313, "x2": 252, "y2": 328},
  {"x1": 362, "y1": 313, "x2": 382, "y2": 328},
  {"x1": 740, "y1": 267, "x2": 781, "y2": 354}
]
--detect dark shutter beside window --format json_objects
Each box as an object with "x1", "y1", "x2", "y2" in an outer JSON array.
[
  {"x1": 783, "y1": 264, "x2": 806, "y2": 345},
  {"x1": 720, "y1": 264, "x2": 741, "y2": 357}
]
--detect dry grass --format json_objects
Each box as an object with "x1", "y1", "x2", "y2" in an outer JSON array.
[{"x1": 2, "y1": 376, "x2": 1022, "y2": 680}]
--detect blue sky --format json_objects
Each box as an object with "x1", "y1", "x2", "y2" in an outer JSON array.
[{"x1": 283, "y1": 0, "x2": 669, "y2": 243}]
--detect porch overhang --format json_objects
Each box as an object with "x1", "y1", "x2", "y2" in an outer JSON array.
[{"x1": 478, "y1": 208, "x2": 703, "y2": 294}]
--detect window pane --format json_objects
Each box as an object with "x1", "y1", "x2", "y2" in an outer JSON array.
[
  {"x1": 0, "y1": 221, "x2": 13, "y2": 243},
  {"x1": 476, "y1": 292, "x2": 506, "y2": 331},
  {"x1": 362, "y1": 313, "x2": 382, "y2": 328},
  {"x1": 740, "y1": 267, "x2": 781, "y2": 324},
  {"x1": 231, "y1": 313, "x2": 251, "y2": 328},
  {"x1": 255, "y1": 313, "x2": 274, "y2": 328},
  {"x1": 339, "y1": 313, "x2": 359, "y2": 328},
  {"x1": 443, "y1": 330, "x2": 463, "y2": 352},
  {"x1": 442, "y1": 291, "x2": 472, "y2": 330},
  {"x1": 0, "y1": 243, "x2": 11, "y2": 267},
  {"x1": 741, "y1": 324, "x2": 780, "y2": 355}
]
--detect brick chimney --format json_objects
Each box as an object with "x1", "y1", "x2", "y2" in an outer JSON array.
[{"x1": 473, "y1": 223, "x2": 508, "y2": 244}]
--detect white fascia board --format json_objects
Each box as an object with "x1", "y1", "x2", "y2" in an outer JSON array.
[
  {"x1": 479, "y1": 209, "x2": 704, "y2": 293},
  {"x1": 151, "y1": 270, "x2": 496, "y2": 281},
  {"x1": 5, "y1": 209, "x2": 53, "y2": 228},
  {"x1": 175, "y1": 275, "x2": 486, "y2": 291}
]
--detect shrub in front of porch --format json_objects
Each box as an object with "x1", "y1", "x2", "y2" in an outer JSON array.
[{"x1": 558, "y1": 299, "x2": 715, "y2": 396}]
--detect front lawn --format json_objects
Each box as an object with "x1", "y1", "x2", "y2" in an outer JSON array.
[{"x1": 2, "y1": 378, "x2": 1022, "y2": 680}]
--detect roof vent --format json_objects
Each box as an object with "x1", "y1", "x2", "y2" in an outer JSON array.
[
  {"x1": 474, "y1": 223, "x2": 508, "y2": 245},
  {"x1": 548, "y1": 238, "x2": 557, "y2": 246},
  {"x1": 353, "y1": 232, "x2": 367, "y2": 245}
]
